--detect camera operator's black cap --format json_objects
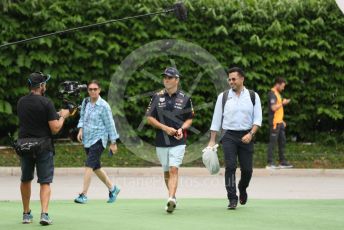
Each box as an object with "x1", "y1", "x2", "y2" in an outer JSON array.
[{"x1": 28, "y1": 72, "x2": 51, "y2": 87}]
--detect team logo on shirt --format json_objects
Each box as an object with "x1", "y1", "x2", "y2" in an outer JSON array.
[
  {"x1": 158, "y1": 102, "x2": 166, "y2": 107},
  {"x1": 176, "y1": 98, "x2": 184, "y2": 103}
]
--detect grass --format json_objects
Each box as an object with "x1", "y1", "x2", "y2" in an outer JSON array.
[
  {"x1": 0, "y1": 199, "x2": 343, "y2": 230},
  {"x1": 0, "y1": 142, "x2": 343, "y2": 168}
]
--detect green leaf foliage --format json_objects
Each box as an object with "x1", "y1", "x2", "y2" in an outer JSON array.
[{"x1": 0, "y1": 0, "x2": 343, "y2": 143}]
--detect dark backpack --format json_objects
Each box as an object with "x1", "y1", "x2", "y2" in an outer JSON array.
[{"x1": 222, "y1": 89, "x2": 255, "y2": 111}]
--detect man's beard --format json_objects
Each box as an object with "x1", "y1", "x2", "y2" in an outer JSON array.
[{"x1": 41, "y1": 88, "x2": 46, "y2": 96}]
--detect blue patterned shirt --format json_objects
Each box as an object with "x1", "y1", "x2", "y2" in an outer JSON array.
[{"x1": 77, "y1": 96, "x2": 119, "y2": 148}]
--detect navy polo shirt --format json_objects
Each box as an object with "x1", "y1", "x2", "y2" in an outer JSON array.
[{"x1": 146, "y1": 89, "x2": 194, "y2": 147}]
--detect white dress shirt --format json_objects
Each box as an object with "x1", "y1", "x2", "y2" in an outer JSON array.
[{"x1": 210, "y1": 87, "x2": 262, "y2": 131}]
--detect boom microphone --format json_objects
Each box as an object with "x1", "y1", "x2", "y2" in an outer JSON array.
[
  {"x1": 0, "y1": 2, "x2": 187, "y2": 49},
  {"x1": 173, "y1": 2, "x2": 188, "y2": 21}
]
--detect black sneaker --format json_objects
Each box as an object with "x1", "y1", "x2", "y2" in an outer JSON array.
[
  {"x1": 239, "y1": 190, "x2": 248, "y2": 205},
  {"x1": 279, "y1": 162, "x2": 293, "y2": 169},
  {"x1": 227, "y1": 199, "x2": 238, "y2": 210}
]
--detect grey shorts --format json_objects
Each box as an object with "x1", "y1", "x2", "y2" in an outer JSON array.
[
  {"x1": 156, "y1": 145, "x2": 186, "y2": 172},
  {"x1": 20, "y1": 151, "x2": 54, "y2": 184}
]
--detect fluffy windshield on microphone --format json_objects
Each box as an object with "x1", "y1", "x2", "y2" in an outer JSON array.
[{"x1": 173, "y1": 2, "x2": 187, "y2": 21}]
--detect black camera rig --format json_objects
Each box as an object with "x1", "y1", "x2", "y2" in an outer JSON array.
[{"x1": 58, "y1": 81, "x2": 87, "y2": 116}]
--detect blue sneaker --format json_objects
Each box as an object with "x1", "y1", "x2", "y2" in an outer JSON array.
[
  {"x1": 40, "y1": 213, "x2": 52, "y2": 225},
  {"x1": 74, "y1": 193, "x2": 88, "y2": 204},
  {"x1": 107, "y1": 186, "x2": 120, "y2": 203},
  {"x1": 22, "y1": 210, "x2": 33, "y2": 224}
]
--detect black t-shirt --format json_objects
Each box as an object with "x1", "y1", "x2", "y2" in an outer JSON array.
[
  {"x1": 267, "y1": 90, "x2": 278, "y2": 126},
  {"x1": 146, "y1": 89, "x2": 194, "y2": 147},
  {"x1": 17, "y1": 94, "x2": 59, "y2": 138}
]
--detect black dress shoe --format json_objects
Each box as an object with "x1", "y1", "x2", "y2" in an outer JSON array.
[
  {"x1": 239, "y1": 190, "x2": 247, "y2": 205},
  {"x1": 227, "y1": 199, "x2": 238, "y2": 210}
]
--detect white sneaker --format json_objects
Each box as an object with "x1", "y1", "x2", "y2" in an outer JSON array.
[
  {"x1": 165, "y1": 197, "x2": 176, "y2": 213},
  {"x1": 265, "y1": 164, "x2": 279, "y2": 169},
  {"x1": 279, "y1": 162, "x2": 294, "y2": 169}
]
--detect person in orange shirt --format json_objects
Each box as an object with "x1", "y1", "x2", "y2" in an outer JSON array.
[{"x1": 266, "y1": 77, "x2": 293, "y2": 169}]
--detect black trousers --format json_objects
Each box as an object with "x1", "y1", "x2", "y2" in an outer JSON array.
[
  {"x1": 267, "y1": 123, "x2": 286, "y2": 164},
  {"x1": 222, "y1": 130, "x2": 253, "y2": 200}
]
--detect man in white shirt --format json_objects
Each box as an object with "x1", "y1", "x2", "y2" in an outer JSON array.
[{"x1": 208, "y1": 67, "x2": 262, "y2": 209}]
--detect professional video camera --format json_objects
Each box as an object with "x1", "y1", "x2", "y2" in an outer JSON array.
[{"x1": 58, "y1": 81, "x2": 87, "y2": 116}]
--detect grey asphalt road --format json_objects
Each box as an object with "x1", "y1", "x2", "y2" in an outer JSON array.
[{"x1": 1, "y1": 167, "x2": 344, "y2": 201}]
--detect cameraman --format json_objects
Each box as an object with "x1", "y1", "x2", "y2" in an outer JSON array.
[{"x1": 17, "y1": 72, "x2": 70, "y2": 225}]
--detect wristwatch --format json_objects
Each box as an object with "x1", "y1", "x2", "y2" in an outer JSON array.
[{"x1": 249, "y1": 131, "x2": 255, "y2": 137}]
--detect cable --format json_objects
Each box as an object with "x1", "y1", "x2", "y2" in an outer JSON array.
[{"x1": 0, "y1": 9, "x2": 174, "y2": 49}]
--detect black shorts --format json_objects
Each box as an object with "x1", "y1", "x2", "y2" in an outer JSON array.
[
  {"x1": 85, "y1": 139, "x2": 104, "y2": 170},
  {"x1": 20, "y1": 151, "x2": 54, "y2": 184}
]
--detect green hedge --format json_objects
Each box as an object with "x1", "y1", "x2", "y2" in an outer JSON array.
[{"x1": 0, "y1": 0, "x2": 343, "y2": 144}]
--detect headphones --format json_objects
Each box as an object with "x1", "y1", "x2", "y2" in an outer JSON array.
[{"x1": 28, "y1": 71, "x2": 50, "y2": 87}]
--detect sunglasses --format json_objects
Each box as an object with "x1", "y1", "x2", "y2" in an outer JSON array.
[
  {"x1": 227, "y1": 78, "x2": 238, "y2": 82},
  {"x1": 88, "y1": 88, "x2": 99, "y2": 91}
]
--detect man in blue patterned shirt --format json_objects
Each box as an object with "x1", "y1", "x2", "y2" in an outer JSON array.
[{"x1": 74, "y1": 80, "x2": 120, "y2": 204}]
